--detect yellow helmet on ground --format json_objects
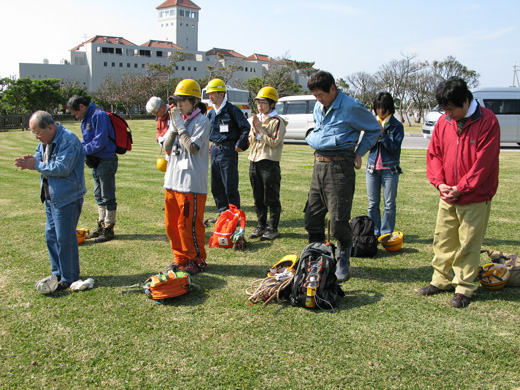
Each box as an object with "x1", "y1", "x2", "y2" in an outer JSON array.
[
  {"x1": 255, "y1": 86, "x2": 279, "y2": 102},
  {"x1": 206, "y1": 79, "x2": 226, "y2": 93},
  {"x1": 156, "y1": 157, "x2": 167, "y2": 172},
  {"x1": 76, "y1": 228, "x2": 89, "y2": 244},
  {"x1": 378, "y1": 231, "x2": 403, "y2": 252},
  {"x1": 267, "y1": 254, "x2": 298, "y2": 277},
  {"x1": 477, "y1": 263, "x2": 510, "y2": 290},
  {"x1": 174, "y1": 79, "x2": 201, "y2": 98}
]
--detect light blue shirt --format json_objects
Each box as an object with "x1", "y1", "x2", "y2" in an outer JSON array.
[{"x1": 306, "y1": 91, "x2": 381, "y2": 156}]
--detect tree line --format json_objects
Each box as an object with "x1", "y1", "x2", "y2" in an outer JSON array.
[{"x1": 0, "y1": 53, "x2": 478, "y2": 123}]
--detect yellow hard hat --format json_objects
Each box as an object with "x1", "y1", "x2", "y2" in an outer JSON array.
[
  {"x1": 378, "y1": 231, "x2": 403, "y2": 252},
  {"x1": 206, "y1": 78, "x2": 226, "y2": 93},
  {"x1": 174, "y1": 79, "x2": 201, "y2": 99},
  {"x1": 156, "y1": 157, "x2": 168, "y2": 172},
  {"x1": 76, "y1": 228, "x2": 89, "y2": 244},
  {"x1": 477, "y1": 263, "x2": 510, "y2": 290},
  {"x1": 255, "y1": 86, "x2": 278, "y2": 102}
]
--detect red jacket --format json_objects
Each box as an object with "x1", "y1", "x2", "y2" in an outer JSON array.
[
  {"x1": 156, "y1": 104, "x2": 175, "y2": 141},
  {"x1": 426, "y1": 103, "x2": 500, "y2": 205}
]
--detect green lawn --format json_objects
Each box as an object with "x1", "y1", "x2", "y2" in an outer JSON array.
[{"x1": 1, "y1": 120, "x2": 519, "y2": 389}]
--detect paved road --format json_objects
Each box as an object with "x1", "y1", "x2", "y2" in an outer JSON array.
[
  {"x1": 403, "y1": 133, "x2": 520, "y2": 151},
  {"x1": 285, "y1": 135, "x2": 520, "y2": 152}
]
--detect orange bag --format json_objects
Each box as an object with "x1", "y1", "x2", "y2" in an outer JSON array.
[
  {"x1": 209, "y1": 204, "x2": 246, "y2": 249},
  {"x1": 143, "y1": 269, "x2": 191, "y2": 300}
]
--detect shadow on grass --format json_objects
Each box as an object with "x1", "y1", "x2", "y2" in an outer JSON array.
[
  {"x1": 338, "y1": 289, "x2": 384, "y2": 310},
  {"x1": 401, "y1": 234, "x2": 433, "y2": 245},
  {"x1": 352, "y1": 265, "x2": 433, "y2": 283}
]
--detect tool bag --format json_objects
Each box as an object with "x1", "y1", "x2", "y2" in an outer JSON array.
[
  {"x1": 350, "y1": 216, "x2": 378, "y2": 257},
  {"x1": 143, "y1": 268, "x2": 191, "y2": 300},
  {"x1": 289, "y1": 242, "x2": 344, "y2": 311},
  {"x1": 209, "y1": 204, "x2": 246, "y2": 250}
]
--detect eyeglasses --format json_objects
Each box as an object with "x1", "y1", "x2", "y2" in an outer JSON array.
[
  {"x1": 256, "y1": 101, "x2": 269, "y2": 106},
  {"x1": 31, "y1": 127, "x2": 48, "y2": 137},
  {"x1": 175, "y1": 96, "x2": 190, "y2": 102}
]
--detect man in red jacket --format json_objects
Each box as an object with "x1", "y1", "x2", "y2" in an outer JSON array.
[{"x1": 419, "y1": 77, "x2": 500, "y2": 308}]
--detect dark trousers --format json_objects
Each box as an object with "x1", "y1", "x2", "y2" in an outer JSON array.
[
  {"x1": 304, "y1": 159, "x2": 355, "y2": 249},
  {"x1": 211, "y1": 144, "x2": 240, "y2": 212},
  {"x1": 249, "y1": 160, "x2": 281, "y2": 227}
]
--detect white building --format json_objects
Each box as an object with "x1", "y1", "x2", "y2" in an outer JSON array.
[{"x1": 19, "y1": 0, "x2": 310, "y2": 92}]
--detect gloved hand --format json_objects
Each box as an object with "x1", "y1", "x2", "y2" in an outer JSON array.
[
  {"x1": 163, "y1": 129, "x2": 177, "y2": 154},
  {"x1": 158, "y1": 136, "x2": 165, "y2": 145},
  {"x1": 170, "y1": 107, "x2": 186, "y2": 133}
]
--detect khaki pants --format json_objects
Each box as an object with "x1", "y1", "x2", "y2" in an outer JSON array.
[{"x1": 431, "y1": 199, "x2": 491, "y2": 297}]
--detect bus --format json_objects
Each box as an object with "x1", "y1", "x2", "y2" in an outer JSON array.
[{"x1": 202, "y1": 86, "x2": 252, "y2": 118}]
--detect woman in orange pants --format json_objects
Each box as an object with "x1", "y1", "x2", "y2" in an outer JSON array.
[{"x1": 163, "y1": 79, "x2": 210, "y2": 275}]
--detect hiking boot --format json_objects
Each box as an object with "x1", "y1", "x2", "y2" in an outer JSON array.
[
  {"x1": 450, "y1": 293, "x2": 471, "y2": 308},
  {"x1": 260, "y1": 228, "x2": 280, "y2": 241},
  {"x1": 249, "y1": 225, "x2": 267, "y2": 239},
  {"x1": 95, "y1": 224, "x2": 115, "y2": 243},
  {"x1": 336, "y1": 249, "x2": 351, "y2": 283},
  {"x1": 418, "y1": 284, "x2": 442, "y2": 296},
  {"x1": 86, "y1": 220, "x2": 104, "y2": 239},
  {"x1": 184, "y1": 260, "x2": 201, "y2": 276}
]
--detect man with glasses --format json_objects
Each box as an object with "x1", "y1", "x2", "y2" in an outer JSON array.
[
  {"x1": 68, "y1": 95, "x2": 118, "y2": 243},
  {"x1": 15, "y1": 111, "x2": 86, "y2": 291},
  {"x1": 205, "y1": 79, "x2": 250, "y2": 222}
]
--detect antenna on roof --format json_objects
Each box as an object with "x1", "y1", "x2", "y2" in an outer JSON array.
[
  {"x1": 82, "y1": 34, "x2": 88, "y2": 42},
  {"x1": 513, "y1": 63, "x2": 520, "y2": 87}
]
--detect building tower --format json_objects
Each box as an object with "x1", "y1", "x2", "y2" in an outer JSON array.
[{"x1": 156, "y1": 0, "x2": 201, "y2": 51}]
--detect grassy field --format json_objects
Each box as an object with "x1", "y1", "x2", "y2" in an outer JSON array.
[{"x1": 1, "y1": 120, "x2": 519, "y2": 389}]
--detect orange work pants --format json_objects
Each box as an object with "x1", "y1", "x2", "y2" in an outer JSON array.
[{"x1": 164, "y1": 189, "x2": 207, "y2": 267}]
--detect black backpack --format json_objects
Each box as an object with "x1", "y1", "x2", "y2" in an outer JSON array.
[
  {"x1": 350, "y1": 216, "x2": 378, "y2": 257},
  {"x1": 289, "y1": 242, "x2": 344, "y2": 311}
]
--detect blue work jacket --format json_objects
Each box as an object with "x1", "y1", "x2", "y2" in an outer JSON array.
[
  {"x1": 34, "y1": 123, "x2": 87, "y2": 208},
  {"x1": 306, "y1": 91, "x2": 380, "y2": 156}
]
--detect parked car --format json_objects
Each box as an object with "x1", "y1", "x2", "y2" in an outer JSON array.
[
  {"x1": 275, "y1": 95, "x2": 316, "y2": 140},
  {"x1": 422, "y1": 88, "x2": 520, "y2": 144},
  {"x1": 422, "y1": 105, "x2": 443, "y2": 139}
]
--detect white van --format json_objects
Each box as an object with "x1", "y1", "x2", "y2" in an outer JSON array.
[
  {"x1": 472, "y1": 88, "x2": 520, "y2": 144},
  {"x1": 422, "y1": 87, "x2": 520, "y2": 144},
  {"x1": 275, "y1": 95, "x2": 316, "y2": 140}
]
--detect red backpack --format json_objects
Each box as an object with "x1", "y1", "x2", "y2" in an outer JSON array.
[
  {"x1": 209, "y1": 204, "x2": 246, "y2": 250},
  {"x1": 107, "y1": 112, "x2": 133, "y2": 154}
]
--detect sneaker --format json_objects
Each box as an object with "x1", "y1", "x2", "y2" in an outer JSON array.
[
  {"x1": 184, "y1": 261, "x2": 202, "y2": 275},
  {"x1": 260, "y1": 228, "x2": 280, "y2": 241},
  {"x1": 418, "y1": 284, "x2": 442, "y2": 296},
  {"x1": 204, "y1": 216, "x2": 219, "y2": 226},
  {"x1": 450, "y1": 293, "x2": 471, "y2": 308},
  {"x1": 249, "y1": 225, "x2": 267, "y2": 239}
]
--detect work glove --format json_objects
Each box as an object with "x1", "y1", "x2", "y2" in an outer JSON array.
[
  {"x1": 169, "y1": 107, "x2": 186, "y2": 133},
  {"x1": 163, "y1": 128, "x2": 177, "y2": 154}
]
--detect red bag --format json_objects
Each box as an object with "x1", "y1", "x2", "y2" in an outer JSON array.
[
  {"x1": 209, "y1": 204, "x2": 246, "y2": 249},
  {"x1": 107, "y1": 112, "x2": 133, "y2": 154}
]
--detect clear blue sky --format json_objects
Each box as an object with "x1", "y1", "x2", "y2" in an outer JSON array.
[{"x1": 2, "y1": 0, "x2": 519, "y2": 88}]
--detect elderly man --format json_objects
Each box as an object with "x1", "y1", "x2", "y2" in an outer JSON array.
[
  {"x1": 305, "y1": 70, "x2": 381, "y2": 283},
  {"x1": 68, "y1": 95, "x2": 118, "y2": 243},
  {"x1": 15, "y1": 111, "x2": 86, "y2": 291},
  {"x1": 146, "y1": 96, "x2": 176, "y2": 145}
]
